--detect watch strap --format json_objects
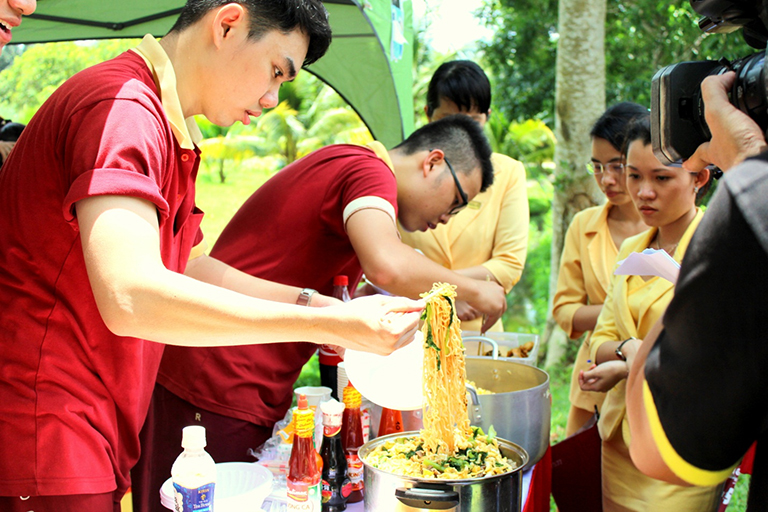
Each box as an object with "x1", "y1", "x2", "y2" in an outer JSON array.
[
  {"x1": 615, "y1": 337, "x2": 636, "y2": 361},
  {"x1": 296, "y1": 288, "x2": 317, "y2": 307}
]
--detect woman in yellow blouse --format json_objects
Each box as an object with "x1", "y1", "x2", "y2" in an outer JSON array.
[
  {"x1": 553, "y1": 103, "x2": 648, "y2": 436},
  {"x1": 579, "y1": 115, "x2": 719, "y2": 510},
  {"x1": 400, "y1": 60, "x2": 529, "y2": 332}
]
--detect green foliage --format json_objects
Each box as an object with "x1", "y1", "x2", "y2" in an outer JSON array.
[
  {"x1": 604, "y1": 2, "x2": 755, "y2": 108},
  {"x1": 294, "y1": 353, "x2": 321, "y2": 389},
  {"x1": 0, "y1": 39, "x2": 139, "y2": 121},
  {"x1": 477, "y1": 0, "x2": 559, "y2": 123},
  {"x1": 478, "y1": 0, "x2": 756, "y2": 121},
  {"x1": 502, "y1": 186, "x2": 552, "y2": 334},
  {"x1": 487, "y1": 113, "x2": 556, "y2": 182}
]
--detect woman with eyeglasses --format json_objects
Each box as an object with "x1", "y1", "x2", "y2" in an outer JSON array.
[
  {"x1": 553, "y1": 102, "x2": 649, "y2": 437},
  {"x1": 578, "y1": 114, "x2": 719, "y2": 510}
]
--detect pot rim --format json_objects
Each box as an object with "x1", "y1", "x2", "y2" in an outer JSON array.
[
  {"x1": 465, "y1": 355, "x2": 550, "y2": 382},
  {"x1": 359, "y1": 431, "x2": 529, "y2": 484}
]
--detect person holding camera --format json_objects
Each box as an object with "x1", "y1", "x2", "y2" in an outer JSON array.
[
  {"x1": 577, "y1": 114, "x2": 720, "y2": 510},
  {"x1": 626, "y1": 70, "x2": 768, "y2": 510}
]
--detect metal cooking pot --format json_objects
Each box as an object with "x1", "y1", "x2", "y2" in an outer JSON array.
[
  {"x1": 359, "y1": 431, "x2": 528, "y2": 511},
  {"x1": 465, "y1": 356, "x2": 550, "y2": 464}
]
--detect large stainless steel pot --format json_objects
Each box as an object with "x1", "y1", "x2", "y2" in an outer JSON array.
[
  {"x1": 359, "y1": 432, "x2": 528, "y2": 511},
  {"x1": 465, "y1": 356, "x2": 550, "y2": 465}
]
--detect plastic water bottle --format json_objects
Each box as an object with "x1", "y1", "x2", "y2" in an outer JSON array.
[{"x1": 171, "y1": 425, "x2": 216, "y2": 512}]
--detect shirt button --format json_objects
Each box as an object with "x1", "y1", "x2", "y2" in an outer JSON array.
[{"x1": 181, "y1": 153, "x2": 190, "y2": 162}]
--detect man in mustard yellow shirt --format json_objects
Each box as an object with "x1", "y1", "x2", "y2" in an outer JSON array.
[{"x1": 400, "y1": 60, "x2": 530, "y2": 332}]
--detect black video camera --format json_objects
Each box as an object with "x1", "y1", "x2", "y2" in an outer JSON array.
[{"x1": 651, "y1": 0, "x2": 768, "y2": 164}]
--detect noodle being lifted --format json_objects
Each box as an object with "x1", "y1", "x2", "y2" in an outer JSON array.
[
  {"x1": 421, "y1": 282, "x2": 470, "y2": 454},
  {"x1": 364, "y1": 283, "x2": 515, "y2": 479}
]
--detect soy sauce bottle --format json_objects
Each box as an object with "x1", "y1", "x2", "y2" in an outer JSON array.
[
  {"x1": 341, "y1": 381, "x2": 365, "y2": 503},
  {"x1": 319, "y1": 399, "x2": 351, "y2": 511}
]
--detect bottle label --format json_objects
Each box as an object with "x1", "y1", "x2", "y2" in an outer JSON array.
[
  {"x1": 172, "y1": 482, "x2": 214, "y2": 512},
  {"x1": 295, "y1": 409, "x2": 314, "y2": 438},
  {"x1": 321, "y1": 478, "x2": 352, "y2": 505},
  {"x1": 287, "y1": 480, "x2": 321, "y2": 510},
  {"x1": 346, "y1": 453, "x2": 364, "y2": 491},
  {"x1": 321, "y1": 479, "x2": 332, "y2": 503},
  {"x1": 323, "y1": 424, "x2": 342, "y2": 437}
]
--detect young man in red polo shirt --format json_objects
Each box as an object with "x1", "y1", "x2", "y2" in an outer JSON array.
[
  {"x1": 0, "y1": 2, "x2": 422, "y2": 511},
  {"x1": 133, "y1": 114, "x2": 508, "y2": 511}
]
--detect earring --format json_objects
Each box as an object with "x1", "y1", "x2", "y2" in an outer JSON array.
[{"x1": 694, "y1": 186, "x2": 699, "y2": 194}]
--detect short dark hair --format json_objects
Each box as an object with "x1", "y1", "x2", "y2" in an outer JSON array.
[
  {"x1": 590, "y1": 102, "x2": 648, "y2": 152},
  {"x1": 426, "y1": 60, "x2": 491, "y2": 118},
  {"x1": 169, "y1": 0, "x2": 332, "y2": 66},
  {"x1": 395, "y1": 114, "x2": 495, "y2": 192},
  {"x1": 622, "y1": 113, "x2": 652, "y2": 154}
]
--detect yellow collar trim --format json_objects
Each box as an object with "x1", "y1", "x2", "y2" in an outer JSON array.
[
  {"x1": 365, "y1": 141, "x2": 395, "y2": 176},
  {"x1": 131, "y1": 34, "x2": 202, "y2": 150}
]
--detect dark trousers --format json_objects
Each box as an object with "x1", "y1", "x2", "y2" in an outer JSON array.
[{"x1": 131, "y1": 383, "x2": 273, "y2": 512}]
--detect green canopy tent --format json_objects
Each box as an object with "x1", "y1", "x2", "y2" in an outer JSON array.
[{"x1": 11, "y1": 0, "x2": 415, "y2": 147}]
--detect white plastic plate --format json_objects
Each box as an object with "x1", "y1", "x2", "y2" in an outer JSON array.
[{"x1": 343, "y1": 330, "x2": 424, "y2": 411}]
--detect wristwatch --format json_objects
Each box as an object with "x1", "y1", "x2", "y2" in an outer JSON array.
[
  {"x1": 615, "y1": 337, "x2": 637, "y2": 361},
  {"x1": 296, "y1": 288, "x2": 317, "y2": 307}
]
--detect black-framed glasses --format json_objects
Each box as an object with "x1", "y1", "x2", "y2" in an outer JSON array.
[
  {"x1": 444, "y1": 157, "x2": 469, "y2": 215},
  {"x1": 587, "y1": 161, "x2": 625, "y2": 176}
]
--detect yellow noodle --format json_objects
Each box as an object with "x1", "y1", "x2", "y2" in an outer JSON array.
[
  {"x1": 420, "y1": 283, "x2": 469, "y2": 454},
  {"x1": 363, "y1": 283, "x2": 515, "y2": 479}
]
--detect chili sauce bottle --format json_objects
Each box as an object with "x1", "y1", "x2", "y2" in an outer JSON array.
[
  {"x1": 341, "y1": 381, "x2": 364, "y2": 503},
  {"x1": 377, "y1": 407, "x2": 404, "y2": 437},
  {"x1": 287, "y1": 394, "x2": 322, "y2": 511}
]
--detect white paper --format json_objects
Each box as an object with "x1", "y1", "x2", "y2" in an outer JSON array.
[{"x1": 614, "y1": 248, "x2": 681, "y2": 283}]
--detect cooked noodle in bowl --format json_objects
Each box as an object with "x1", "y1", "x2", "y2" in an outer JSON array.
[{"x1": 364, "y1": 283, "x2": 516, "y2": 480}]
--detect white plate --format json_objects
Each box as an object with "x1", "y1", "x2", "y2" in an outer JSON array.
[{"x1": 343, "y1": 331, "x2": 424, "y2": 411}]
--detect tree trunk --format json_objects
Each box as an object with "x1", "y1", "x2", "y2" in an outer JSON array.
[{"x1": 542, "y1": 0, "x2": 607, "y2": 369}]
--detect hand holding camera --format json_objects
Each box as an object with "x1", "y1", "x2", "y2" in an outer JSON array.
[
  {"x1": 684, "y1": 71, "x2": 768, "y2": 172},
  {"x1": 651, "y1": 0, "x2": 768, "y2": 172}
]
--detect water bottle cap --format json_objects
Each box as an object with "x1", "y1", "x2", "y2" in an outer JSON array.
[
  {"x1": 181, "y1": 425, "x2": 207, "y2": 450},
  {"x1": 333, "y1": 275, "x2": 348, "y2": 286}
]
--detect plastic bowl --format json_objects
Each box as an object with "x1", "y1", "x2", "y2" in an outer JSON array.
[{"x1": 160, "y1": 462, "x2": 273, "y2": 512}]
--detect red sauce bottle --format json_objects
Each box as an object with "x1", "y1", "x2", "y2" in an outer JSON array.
[
  {"x1": 378, "y1": 407, "x2": 404, "y2": 436},
  {"x1": 287, "y1": 394, "x2": 322, "y2": 510},
  {"x1": 341, "y1": 382, "x2": 364, "y2": 503}
]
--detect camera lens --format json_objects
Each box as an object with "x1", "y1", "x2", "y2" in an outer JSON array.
[{"x1": 730, "y1": 51, "x2": 768, "y2": 128}]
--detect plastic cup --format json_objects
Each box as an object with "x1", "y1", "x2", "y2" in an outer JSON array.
[
  {"x1": 293, "y1": 386, "x2": 332, "y2": 408},
  {"x1": 336, "y1": 362, "x2": 349, "y2": 401}
]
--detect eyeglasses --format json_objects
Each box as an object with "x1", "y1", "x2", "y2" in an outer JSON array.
[
  {"x1": 444, "y1": 157, "x2": 469, "y2": 215},
  {"x1": 587, "y1": 161, "x2": 625, "y2": 176}
]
